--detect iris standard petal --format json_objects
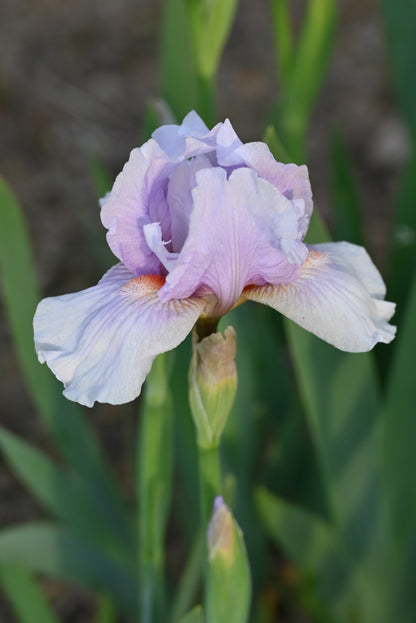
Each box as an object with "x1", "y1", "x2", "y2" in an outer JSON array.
[
  {"x1": 152, "y1": 110, "x2": 222, "y2": 159},
  {"x1": 100, "y1": 140, "x2": 174, "y2": 274},
  {"x1": 217, "y1": 141, "x2": 313, "y2": 240},
  {"x1": 159, "y1": 167, "x2": 304, "y2": 316},
  {"x1": 244, "y1": 242, "x2": 396, "y2": 352},
  {"x1": 101, "y1": 115, "x2": 223, "y2": 274},
  {"x1": 215, "y1": 118, "x2": 243, "y2": 163},
  {"x1": 167, "y1": 155, "x2": 213, "y2": 251},
  {"x1": 34, "y1": 263, "x2": 205, "y2": 406}
]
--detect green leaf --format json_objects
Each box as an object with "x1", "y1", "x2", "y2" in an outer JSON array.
[
  {"x1": 0, "y1": 177, "x2": 133, "y2": 553},
  {"x1": 94, "y1": 594, "x2": 117, "y2": 623},
  {"x1": 0, "y1": 565, "x2": 60, "y2": 623},
  {"x1": 387, "y1": 152, "x2": 416, "y2": 320},
  {"x1": 179, "y1": 606, "x2": 204, "y2": 623},
  {"x1": 379, "y1": 0, "x2": 416, "y2": 317},
  {"x1": 282, "y1": 259, "x2": 391, "y2": 621},
  {"x1": 270, "y1": 0, "x2": 294, "y2": 87},
  {"x1": 88, "y1": 155, "x2": 113, "y2": 198},
  {"x1": 330, "y1": 129, "x2": 364, "y2": 245},
  {"x1": 138, "y1": 353, "x2": 174, "y2": 623},
  {"x1": 379, "y1": 0, "x2": 416, "y2": 140},
  {"x1": 272, "y1": 0, "x2": 337, "y2": 161},
  {"x1": 0, "y1": 177, "x2": 43, "y2": 395},
  {"x1": 290, "y1": 0, "x2": 337, "y2": 111},
  {"x1": 285, "y1": 320, "x2": 383, "y2": 553},
  {"x1": 263, "y1": 124, "x2": 292, "y2": 164},
  {"x1": 384, "y1": 267, "x2": 416, "y2": 542},
  {"x1": 160, "y1": 0, "x2": 198, "y2": 121},
  {"x1": 77, "y1": 158, "x2": 116, "y2": 273},
  {"x1": 256, "y1": 487, "x2": 383, "y2": 622},
  {"x1": 0, "y1": 523, "x2": 136, "y2": 616},
  {"x1": 284, "y1": 211, "x2": 384, "y2": 563},
  {"x1": 171, "y1": 336, "x2": 200, "y2": 539},
  {"x1": 185, "y1": 0, "x2": 239, "y2": 79},
  {"x1": 184, "y1": 0, "x2": 239, "y2": 124},
  {"x1": 257, "y1": 487, "x2": 342, "y2": 573},
  {"x1": 171, "y1": 533, "x2": 204, "y2": 623},
  {"x1": 0, "y1": 427, "x2": 134, "y2": 571},
  {"x1": 86, "y1": 154, "x2": 116, "y2": 271},
  {"x1": 384, "y1": 532, "x2": 416, "y2": 623}
]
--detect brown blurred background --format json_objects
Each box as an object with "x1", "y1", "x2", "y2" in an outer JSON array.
[{"x1": 0, "y1": 0, "x2": 408, "y2": 620}]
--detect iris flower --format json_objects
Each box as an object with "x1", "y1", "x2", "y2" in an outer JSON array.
[{"x1": 34, "y1": 112, "x2": 396, "y2": 407}]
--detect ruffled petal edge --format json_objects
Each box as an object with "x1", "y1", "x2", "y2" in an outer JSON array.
[
  {"x1": 244, "y1": 242, "x2": 396, "y2": 352},
  {"x1": 34, "y1": 264, "x2": 206, "y2": 406}
]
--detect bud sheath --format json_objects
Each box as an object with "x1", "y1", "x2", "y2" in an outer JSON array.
[
  {"x1": 206, "y1": 496, "x2": 251, "y2": 623},
  {"x1": 189, "y1": 326, "x2": 237, "y2": 448}
]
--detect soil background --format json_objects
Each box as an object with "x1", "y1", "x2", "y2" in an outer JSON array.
[{"x1": 0, "y1": 0, "x2": 408, "y2": 620}]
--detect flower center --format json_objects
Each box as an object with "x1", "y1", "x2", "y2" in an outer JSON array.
[{"x1": 120, "y1": 274, "x2": 166, "y2": 298}]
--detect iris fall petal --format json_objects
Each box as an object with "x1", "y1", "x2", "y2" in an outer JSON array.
[
  {"x1": 34, "y1": 264, "x2": 205, "y2": 406},
  {"x1": 244, "y1": 242, "x2": 396, "y2": 352}
]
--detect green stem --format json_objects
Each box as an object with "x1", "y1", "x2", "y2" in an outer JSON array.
[
  {"x1": 197, "y1": 441, "x2": 222, "y2": 621},
  {"x1": 198, "y1": 442, "x2": 222, "y2": 530},
  {"x1": 137, "y1": 354, "x2": 174, "y2": 623}
]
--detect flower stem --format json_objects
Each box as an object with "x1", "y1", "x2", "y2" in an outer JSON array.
[
  {"x1": 197, "y1": 441, "x2": 223, "y2": 621},
  {"x1": 137, "y1": 353, "x2": 173, "y2": 623},
  {"x1": 198, "y1": 441, "x2": 222, "y2": 530}
]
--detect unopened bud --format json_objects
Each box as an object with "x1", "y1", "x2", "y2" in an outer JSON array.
[
  {"x1": 189, "y1": 326, "x2": 237, "y2": 448},
  {"x1": 207, "y1": 496, "x2": 234, "y2": 561},
  {"x1": 206, "y1": 496, "x2": 251, "y2": 623}
]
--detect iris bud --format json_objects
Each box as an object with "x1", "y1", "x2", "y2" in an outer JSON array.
[
  {"x1": 206, "y1": 496, "x2": 251, "y2": 623},
  {"x1": 189, "y1": 326, "x2": 237, "y2": 448}
]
